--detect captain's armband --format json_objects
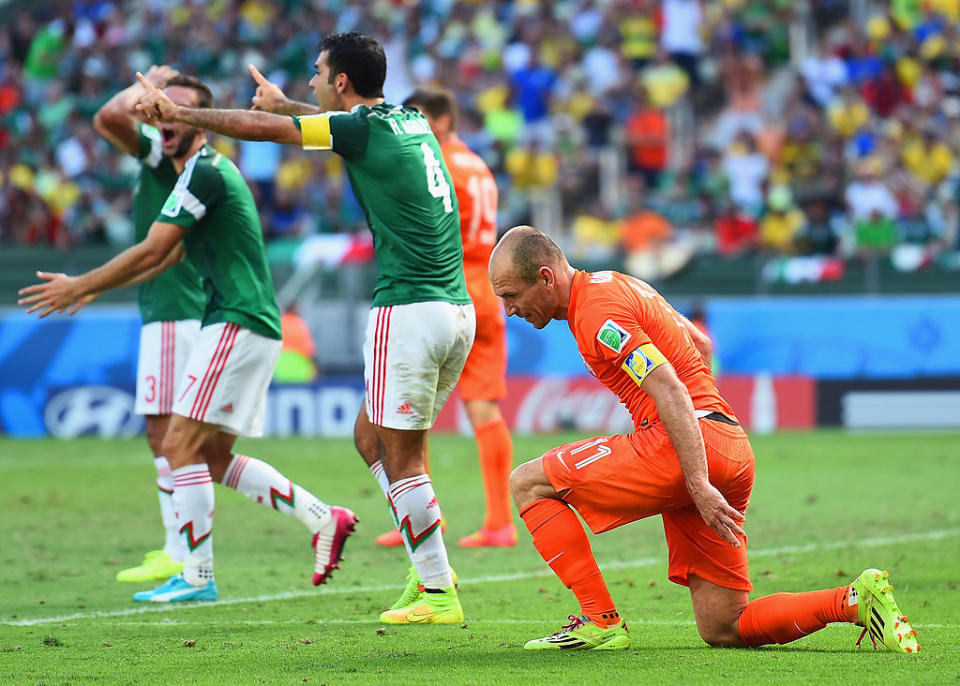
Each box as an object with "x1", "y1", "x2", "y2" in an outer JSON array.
[
  {"x1": 621, "y1": 343, "x2": 668, "y2": 387},
  {"x1": 297, "y1": 114, "x2": 332, "y2": 150}
]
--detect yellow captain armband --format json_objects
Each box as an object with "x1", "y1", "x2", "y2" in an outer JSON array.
[
  {"x1": 621, "y1": 343, "x2": 668, "y2": 387},
  {"x1": 298, "y1": 114, "x2": 332, "y2": 150}
]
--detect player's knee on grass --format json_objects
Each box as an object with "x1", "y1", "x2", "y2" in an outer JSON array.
[
  {"x1": 696, "y1": 619, "x2": 744, "y2": 648},
  {"x1": 688, "y1": 575, "x2": 749, "y2": 648}
]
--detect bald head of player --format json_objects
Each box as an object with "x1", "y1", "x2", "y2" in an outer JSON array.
[{"x1": 489, "y1": 225, "x2": 577, "y2": 329}]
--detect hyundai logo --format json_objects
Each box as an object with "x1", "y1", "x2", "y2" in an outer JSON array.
[{"x1": 44, "y1": 386, "x2": 142, "y2": 439}]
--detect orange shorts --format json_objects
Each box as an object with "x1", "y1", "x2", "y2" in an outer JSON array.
[
  {"x1": 458, "y1": 271, "x2": 506, "y2": 401},
  {"x1": 541, "y1": 417, "x2": 755, "y2": 591}
]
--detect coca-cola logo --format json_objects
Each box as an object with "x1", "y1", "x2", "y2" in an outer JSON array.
[
  {"x1": 44, "y1": 386, "x2": 142, "y2": 439},
  {"x1": 514, "y1": 378, "x2": 632, "y2": 434}
]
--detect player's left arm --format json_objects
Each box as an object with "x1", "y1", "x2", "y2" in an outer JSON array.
[
  {"x1": 134, "y1": 72, "x2": 302, "y2": 145},
  {"x1": 640, "y1": 362, "x2": 746, "y2": 547},
  {"x1": 18, "y1": 222, "x2": 186, "y2": 318}
]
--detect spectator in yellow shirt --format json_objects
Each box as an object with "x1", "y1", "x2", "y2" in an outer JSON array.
[
  {"x1": 760, "y1": 185, "x2": 807, "y2": 252},
  {"x1": 901, "y1": 128, "x2": 956, "y2": 188},
  {"x1": 641, "y1": 49, "x2": 690, "y2": 108},
  {"x1": 827, "y1": 86, "x2": 870, "y2": 139}
]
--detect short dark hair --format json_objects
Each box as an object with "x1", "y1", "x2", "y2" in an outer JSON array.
[
  {"x1": 510, "y1": 229, "x2": 564, "y2": 285},
  {"x1": 403, "y1": 87, "x2": 458, "y2": 130},
  {"x1": 319, "y1": 32, "x2": 386, "y2": 99},
  {"x1": 164, "y1": 74, "x2": 214, "y2": 109}
]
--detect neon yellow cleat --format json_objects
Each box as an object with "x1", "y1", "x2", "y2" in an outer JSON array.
[
  {"x1": 524, "y1": 615, "x2": 631, "y2": 650},
  {"x1": 851, "y1": 568, "x2": 920, "y2": 653},
  {"x1": 389, "y1": 565, "x2": 459, "y2": 610},
  {"x1": 380, "y1": 585, "x2": 463, "y2": 624},
  {"x1": 116, "y1": 550, "x2": 184, "y2": 583}
]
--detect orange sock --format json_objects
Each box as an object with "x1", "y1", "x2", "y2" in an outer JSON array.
[
  {"x1": 520, "y1": 498, "x2": 619, "y2": 627},
  {"x1": 738, "y1": 586, "x2": 857, "y2": 647},
  {"x1": 475, "y1": 417, "x2": 513, "y2": 529}
]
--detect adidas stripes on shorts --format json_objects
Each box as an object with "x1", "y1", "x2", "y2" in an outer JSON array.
[
  {"x1": 171, "y1": 321, "x2": 281, "y2": 437},
  {"x1": 363, "y1": 301, "x2": 476, "y2": 430},
  {"x1": 135, "y1": 319, "x2": 201, "y2": 416}
]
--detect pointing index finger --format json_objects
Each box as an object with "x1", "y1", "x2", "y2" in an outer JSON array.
[
  {"x1": 248, "y1": 64, "x2": 268, "y2": 85},
  {"x1": 136, "y1": 71, "x2": 159, "y2": 92}
]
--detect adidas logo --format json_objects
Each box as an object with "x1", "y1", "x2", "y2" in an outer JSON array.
[
  {"x1": 396, "y1": 402, "x2": 414, "y2": 415},
  {"x1": 426, "y1": 497, "x2": 438, "y2": 509},
  {"x1": 220, "y1": 403, "x2": 234, "y2": 413}
]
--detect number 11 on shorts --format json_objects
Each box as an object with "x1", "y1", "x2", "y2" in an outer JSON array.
[{"x1": 572, "y1": 438, "x2": 612, "y2": 470}]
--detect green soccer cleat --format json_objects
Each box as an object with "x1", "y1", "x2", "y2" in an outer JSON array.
[
  {"x1": 851, "y1": 568, "x2": 920, "y2": 654},
  {"x1": 380, "y1": 585, "x2": 463, "y2": 624},
  {"x1": 524, "y1": 615, "x2": 631, "y2": 651},
  {"x1": 116, "y1": 550, "x2": 184, "y2": 582},
  {"x1": 389, "y1": 565, "x2": 459, "y2": 610}
]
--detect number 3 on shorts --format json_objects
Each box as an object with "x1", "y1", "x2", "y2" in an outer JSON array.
[{"x1": 421, "y1": 143, "x2": 453, "y2": 213}]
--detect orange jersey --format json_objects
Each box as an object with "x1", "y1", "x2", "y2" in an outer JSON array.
[
  {"x1": 567, "y1": 270, "x2": 734, "y2": 428},
  {"x1": 441, "y1": 138, "x2": 498, "y2": 270},
  {"x1": 441, "y1": 138, "x2": 507, "y2": 400}
]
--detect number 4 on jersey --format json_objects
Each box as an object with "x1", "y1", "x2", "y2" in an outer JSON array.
[{"x1": 421, "y1": 143, "x2": 453, "y2": 213}]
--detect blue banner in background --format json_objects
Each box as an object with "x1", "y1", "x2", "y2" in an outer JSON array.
[
  {"x1": 0, "y1": 309, "x2": 140, "y2": 437},
  {"x1": 3, "y1": 295, "x2": 960, "y2": 436},
  {"x1": 706, "y1": 296, "x2": 960, "y2": 378}
]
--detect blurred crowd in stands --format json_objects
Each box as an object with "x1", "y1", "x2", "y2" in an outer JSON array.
[{"x1": 1, "y1": 0, "x2": 959, "y2": 282}]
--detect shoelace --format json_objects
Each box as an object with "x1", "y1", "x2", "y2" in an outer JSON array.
[
  {"x1": 555, "y1": 615, "x2": 585, "y2": 635},
  {"x1": 855, "y1": 627, "x2": 878, "y2": 650}
]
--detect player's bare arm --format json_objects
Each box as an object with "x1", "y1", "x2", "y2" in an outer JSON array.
[
  {"x1": 18, "y1": 222, "x2": 186, "y2": 317},
  {"x1": 56, "y1": 243, "x2": 185, "y2": 317},
  {"x1": 94, "y1": 65, "x2": 178, "y2": 155},
  {"x1": 248, "y1": 64, "x2": 321, "y2": 116},
  {"x1": 640, "y1": 363, "x2": 745, "y2": 547},
  {"x1": 135, "y1": 72, "x2": 302, "y2": 145}
]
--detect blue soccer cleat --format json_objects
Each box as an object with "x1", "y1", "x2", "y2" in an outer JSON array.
[{"x1": 133, "y1": 574, "x2": 218, "y2": 603}]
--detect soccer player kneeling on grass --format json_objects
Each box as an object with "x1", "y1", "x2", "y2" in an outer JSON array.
[
  {"x1": 19, "y1": 74, "x2": 356, "y2": 603},
  {"x1": 488, "y1": 226, "x2": 920, "y2": 653}
]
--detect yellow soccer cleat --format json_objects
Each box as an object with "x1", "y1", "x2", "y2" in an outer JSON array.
[
  {"x1": 380, "y1": 585, "x2": 463, "y2": 624},
  {"x1": 116, "y1": 550, "x2": 184, "y2": 582},
  {"x1": 524, "y1": 615, "x2": 631, "y2": 650},
  {"x1": 389, "y1": 565, "x2": 459, "y2": 610},
  {"x1": 851, "y1": 568, "x2": 920, "y2": 654}
]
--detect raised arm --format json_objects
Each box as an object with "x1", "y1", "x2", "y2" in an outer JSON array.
[
  {"x1": 135, "y1": 71, "x2": 303, "y2": 145},
  {"x1": 640, "y1": 363, "x2": 745, "y2": 547},
  {"x1": 93, "y1": 65, "x2": 177, "y2": 155},
  {"x1": 248, "y1": 64, "x2": 322, "y2": 116},
  {"x1": 18, "y1": 222, "x2": 186, "y2": 318}
]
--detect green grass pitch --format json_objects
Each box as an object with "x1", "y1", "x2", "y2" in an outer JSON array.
[{"x1": 0, "y1": 431, "x2": 958, "y2": 685}]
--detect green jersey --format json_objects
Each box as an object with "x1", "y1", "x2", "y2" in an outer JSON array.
[
  {"x1": 158, "y1": 146, "x2": 282, "y2": 340},
  {"x1": 132, "y1": 123, "x2": 206, "y2": 323},
  {"x1": 295, "y1": 104, "x2": 470, "y2": 308}
]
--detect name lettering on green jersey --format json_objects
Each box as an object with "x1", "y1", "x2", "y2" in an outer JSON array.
[{"x1": 387, "y1": 118, "x2": 433, "y2": 136}]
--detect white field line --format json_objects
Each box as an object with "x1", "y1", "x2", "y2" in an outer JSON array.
[
  {"x1": 3, "y1": 527, "x2": 957, "y2": 628},
  {"x1": 81, "y1": 618, "x2": 960, "y2": 630}
]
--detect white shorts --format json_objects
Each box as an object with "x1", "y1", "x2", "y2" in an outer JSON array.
[
  {"x1": 364, "y1": 301, "x2": 475, "y2": 430},
  {"x1": 135, "y1": 319, "x2": 201, "y2": 416},
  {"x1": 171, "y1": 322, "x2": 282, "y2": 437}
]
